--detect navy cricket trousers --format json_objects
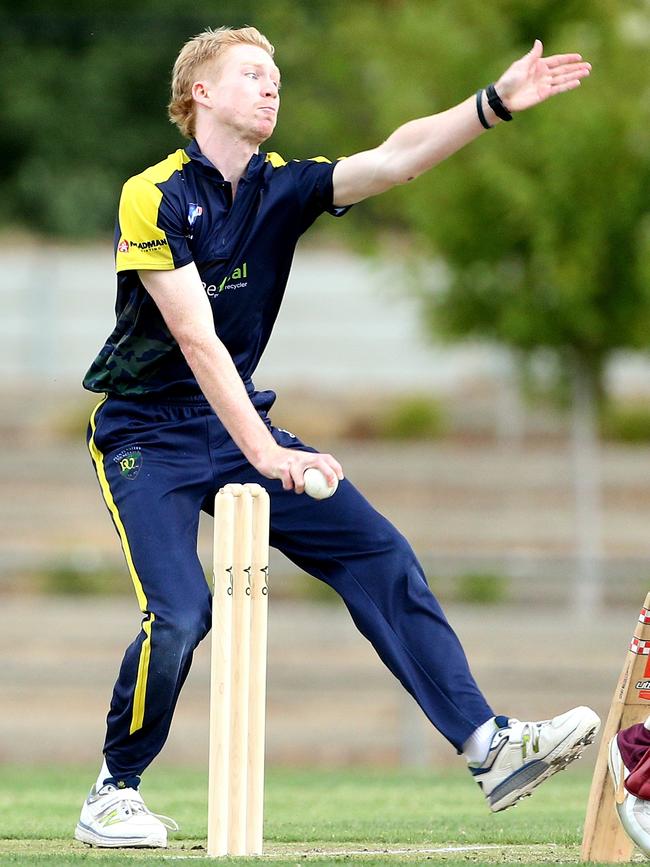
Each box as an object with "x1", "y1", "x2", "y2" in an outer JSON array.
[{"x1": 88, "y1": 390, "x2": 493, "y2": 781}]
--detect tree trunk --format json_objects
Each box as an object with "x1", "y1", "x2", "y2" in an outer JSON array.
[
  {"x1": 495, "y1": 349, "x2": 525, "y2": 450},
  {"x1": 570, "y1": 354, "x2": 604, "y2": 617}
]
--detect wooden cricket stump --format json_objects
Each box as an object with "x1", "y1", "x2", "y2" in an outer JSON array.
[
  {"x1": 581, "y1": 592, "x2": 650, "y2": 862},
  {"x1": 207, "y1": 483, "x2": 270, "y2": 857}
]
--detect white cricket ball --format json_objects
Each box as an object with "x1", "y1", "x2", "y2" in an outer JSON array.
[{"x1": 303, "y1": 467, "x2": 338, "y2": 500}]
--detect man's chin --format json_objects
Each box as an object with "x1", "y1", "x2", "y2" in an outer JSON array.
[
  {"x1": 252, "y1": 109, "x2": 277, "y2": 132},
  {"x1": 256, "y1": 121, "x2": 276, "y2": 144},
  {"x1": 240, "y1": 120, "x2": 277, "y2": 148}
]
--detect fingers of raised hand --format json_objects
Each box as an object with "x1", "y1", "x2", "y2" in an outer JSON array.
[
  {"x1": 547, "y1": 61, "x2": 591, "y2": 81},
  {"x1": 542, "y1": 64, "x2": 591, "y2": 99},
  {"x1": 544, "y1": 53, "x2": 587, "y2": 69},
  {"x1": 550, "y1": 69, "x2": 590, "y2": 88},
  {"x1": 548, "y1": 78, "x2": 585, "y2": 96}
]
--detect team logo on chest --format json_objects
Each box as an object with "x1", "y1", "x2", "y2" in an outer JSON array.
[
  {"x1": 203, "y1": 261, "x2": 249, "y2": 297},
  {"x1": 188, "y1": 203, "x2": 203, "y2": 226}
]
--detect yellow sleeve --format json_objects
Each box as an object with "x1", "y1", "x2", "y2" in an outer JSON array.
[{"x1": 115, "y1": 175, "x2": 189, "y2": 272}]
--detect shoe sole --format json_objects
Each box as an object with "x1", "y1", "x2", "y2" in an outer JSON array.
[
  {"x1": 488, "y1": 711, "x2": 600, "y2": 812},
  {"x1": 75, "y1": 822, "x2": 166, "y2": 848}
]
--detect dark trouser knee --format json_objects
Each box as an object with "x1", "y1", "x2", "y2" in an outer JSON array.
[{"x1": 154, "y1": 607, "x2": 212, "y2": 660}]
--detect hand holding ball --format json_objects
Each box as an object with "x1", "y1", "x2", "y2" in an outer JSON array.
[{"x1": 303, "y1": 467, "x2": 338, "y2": 500}]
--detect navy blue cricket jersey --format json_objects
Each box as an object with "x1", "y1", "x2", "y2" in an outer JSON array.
[{"x1": 83, "y1": 139, "x2": 347, "y2": 396}]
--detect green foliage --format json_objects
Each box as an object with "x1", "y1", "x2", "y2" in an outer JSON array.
[
  {"x1": 602, "y1": 402, "x2": 650, "y2": 443},
  {"x1": 404, "y1": 0, "x2": 650, "y2": 382},
  {"x1": 379, "y1": 395, "x2": 446, "y2": 440},
  {"x1": 331, "y1": 1, "x2": 650, "y2": 400},
  {"x1": 343, "y1": 395, "x2": 447, "y2": 440},
  {"x1": 39, "y1": 563, "x2": 128, "y2": 595},
  {"x1": 286, "y1": 574, "x2": 340, "y2": 604},
  {"x1": 456, "y1": 572, "x2": 509, "y2": 605},
  {"x1": 5, "y1": 1, "x2": 650, "y2": 398},
  {"x1": 0, "y1": 0, "x2": 384, "y2": 238}
]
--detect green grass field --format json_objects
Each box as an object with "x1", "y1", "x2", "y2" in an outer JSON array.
[{"x1": 0, "y1": 765, "x2": 625, "y2": 866}]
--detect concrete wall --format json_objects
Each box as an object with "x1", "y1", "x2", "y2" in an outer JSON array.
[
  {"x1": 0, "y1": 241, "x2": 518, "y2": 393},
  {"x1": 3, "y1": 240, "x2": 650, "y2": 398}
]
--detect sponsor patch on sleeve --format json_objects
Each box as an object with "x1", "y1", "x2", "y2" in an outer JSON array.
[{"x1": 116, "y1": 176, "x2": 175, "y2": 271}]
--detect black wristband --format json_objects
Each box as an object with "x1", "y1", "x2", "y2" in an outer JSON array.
[
  {"x1": 485, "y1": 83, "x2": 513, "y2": 122},
  {"x1": 475, "y1": 89, "x2": 492, "y2": 130}
]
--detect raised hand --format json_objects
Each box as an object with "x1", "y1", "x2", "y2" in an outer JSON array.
[{"x1": 495, "y1": 39, "x2": 591, "y2": 112}]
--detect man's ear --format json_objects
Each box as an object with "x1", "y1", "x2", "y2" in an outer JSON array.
[{"x1": 191, "y1": 80, "x2": 212, "y2": 108}]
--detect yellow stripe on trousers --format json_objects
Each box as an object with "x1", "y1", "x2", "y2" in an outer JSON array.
[{"x1": 88, "y1": 396, "x2": 154, "y2": 735}]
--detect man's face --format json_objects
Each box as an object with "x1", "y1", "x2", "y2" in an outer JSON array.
[{"x1": 206, "y1": 44, "x2": 281, "y2": 144}]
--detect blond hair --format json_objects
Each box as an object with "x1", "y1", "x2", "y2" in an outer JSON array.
[{"x1": 168, "y1": 26, "x2": 275, "y2": 138}]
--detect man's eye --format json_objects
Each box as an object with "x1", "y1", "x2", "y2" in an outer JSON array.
[{"x1": 246, "y1": 72, "x2": 258, "y2": 79}]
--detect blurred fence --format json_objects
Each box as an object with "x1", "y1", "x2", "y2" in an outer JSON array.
[
  {"x1": 3, "y1": 240, "x2": 650, "y2": 398},
  {"x1": 3, "y1": 243, "x2": 650, "y2": 609},
  {"x1": 0, "y1": 594, "x2": 636, "y2": 768},
  {"x1": 0, "y1": 241, "x2": 517, "y2": 391},
  {"x1": 3, "y1": 243, "x2": 650, "y2": 767},
  {"x1": 3, "y1": 413, "x2": 650, "y2": 610}
]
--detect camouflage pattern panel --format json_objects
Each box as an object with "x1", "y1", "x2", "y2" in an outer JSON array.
[{"x1": 82, "y1": 281, "x2": 194, "y2": 395}]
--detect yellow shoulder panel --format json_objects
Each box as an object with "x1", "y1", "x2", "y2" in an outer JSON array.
[
  {"x1": 266, "y1": 153, "x2": 334, "y2": 168},
  {"x1": 141, "y1": 148, "x2": 191, "y2": 184},
  {"x1": 265, "y1": 151, "x2": 288, "y2": 168},
  {"x1": 116, "y1": 177, "x2": 172, "y2": 271},
  {"x1": 116, "y1": 149, "x2": 189, "y2": 272}
]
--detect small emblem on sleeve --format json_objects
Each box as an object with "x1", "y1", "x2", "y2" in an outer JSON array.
[
  {"x1": 188, "y1": 203, "x2": 203, "y2": 226},
  {"x1": 113, "y1": 446, "x2": 143, "y2": 480},
  {"x1": 118, "y1": 239, "x2": 129, "y2": 253}
]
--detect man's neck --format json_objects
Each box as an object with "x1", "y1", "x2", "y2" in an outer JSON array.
[{"x1": 195, "y1": 127, "x2": 261, "y2": 193}]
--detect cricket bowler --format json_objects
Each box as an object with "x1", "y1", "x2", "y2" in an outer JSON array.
[{"x1": 75, "y1": 26, "x2": 599, "y2": 848}]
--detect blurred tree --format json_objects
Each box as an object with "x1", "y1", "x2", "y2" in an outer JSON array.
[
  {"x1": 0, "y1": 0, "x2": 363, "y2": 237},
  {"x1": 331, "y1": 0, "x2": 650, "y2": 612},
  {"x1": 3, "y1": 0, "x2": 650, "y2": 608}
]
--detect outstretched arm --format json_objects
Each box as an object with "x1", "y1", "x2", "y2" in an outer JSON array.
[{"x1": 332, "y1": 40, "x2": 591, "y2": 206}]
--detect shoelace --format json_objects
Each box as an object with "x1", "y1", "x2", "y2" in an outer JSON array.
[
  {"x1": 148, "y1": 810, "x2": 179, "y2": 831},
  {"x1": 503, "y1": 719, "x2": 542, "y2": 758},
  {"x1": 96, "y1": 787, "x2": 179, "y2": 831},
  {"x1": 116, "y1": 797, "x2": 179, "y2": 831}
]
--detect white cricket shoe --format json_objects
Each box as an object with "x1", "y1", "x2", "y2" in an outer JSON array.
[
  {"x1": 608, "y1": 735, "x2": 650, "y2": 855},
  {"x1": 470, "y1": 706, "x2": 600, "y2": 812},
  {"x1": 74, "y1": 783, "x2": 178, "y2": 848}
]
